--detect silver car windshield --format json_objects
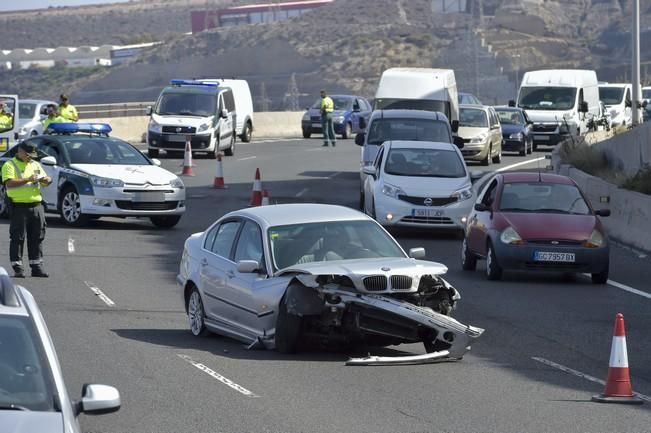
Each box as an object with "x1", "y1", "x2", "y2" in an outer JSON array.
[
  {"x1": 19, "y1": 103, "x2": 37, "y2": 120},
  {"x1": 63, "y1": 138, "x2": 151, "y2": 165},
  {"x1": 385, "y1": 148, "x2": 466, "y2": 178},
  {"x1": 499, "y1": 182, "x2": 591, "y2": 215},
  {"x1": 0, "y1": 316, "x2": 58, "y2": 412},
  {"x1": 268, "y1": 220, "x2": 406, "y2": 271}
]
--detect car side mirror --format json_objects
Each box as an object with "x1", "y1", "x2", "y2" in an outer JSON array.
[
  {"x1": 362, "y1": 165, "x2": 377, "y2": 178},
  {"x1": 145, "y1": 106, "x2": 153, "y2": 116},
  {"x1": 355, "y1": 133, "x2": 365, "y2": 146},
  {"x1": 451, "y1": 120, "x2": 459, "y2": 133},
  {"x1": 358, "y1": 117, "x2": 366, "y2": 129},
  {"x1": 453, "y1": 135, "x2": 465, "y2": 149},
  {"x1": 408, "y1": 247, "x2": 426, "y2": 259},
  {"x1": 642, "y1": 100, "x2": 648, "y2": 108},
  {"x1": 508, "y1": 100, "x2": 516, "y2": 107},
  {"x1": 220, "y1": 109, "x2": 228, "y2": 119},
  {"x1": 595, "y1": 209, "x2": 611, "y2": 217},
  {"x1": 625, "y1": 99, "x2": 632, "y2": 108},
  {"x1": 353, "y1": 106, "x2": 360, "y2": 112},
  {"x1": 40, "y1": 156, "x2": 57, "y2": 166},
  {"x1": 579, "y1": 101, "x2": 589, "y2": 113},
  {"x1": 75, "y1": 384, "x2": 120, "y2": 416},
  {"x1": 151, "y1": 158, "x2": 161, "y2": 167},
  {"x1": 474, "y1": 203, "x2": 490, "y2": 212},
  {"x1": 470, "y1": 170, "x2": 484, "y2": 182},
  {"x1": 237, "y1": 260, "x2": 260, "y2": 273}
]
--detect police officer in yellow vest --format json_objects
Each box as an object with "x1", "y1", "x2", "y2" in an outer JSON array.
[
  {"x1": 43, "y1": 104, "x2": 70, "y2": 131},
  {"x1": 58, "y1": 94, "x2": 78, "y2": 122},
  {"x1": 0, "y1": 102, "x2": 14, "y2": 129},
  {"x1": 320, "y1": 90, "x2": 336, "y2": 147},
  {"x1": 1, "y1": 142, "x2": 52, "y2": 278}
]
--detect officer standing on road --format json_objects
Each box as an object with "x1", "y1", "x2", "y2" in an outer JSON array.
[
  {"x1": 320, "y1": 90, "x2": 336, "y2": 147},
  {"x1": 1, "y1": 142, "x2": 52, "y2": 278},
  {"x1": 58, "y1": 94, "x2": 79, "y2": 122}
]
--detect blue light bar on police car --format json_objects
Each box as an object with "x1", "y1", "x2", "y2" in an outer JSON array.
[
  {"x1": 47, "y1": 123, "x2": 112, "y2": 134},
  {"x1": 170, "y1": 79, "x2": 219, "y2": 88}
]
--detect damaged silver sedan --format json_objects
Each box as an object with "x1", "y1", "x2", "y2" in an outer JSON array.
[{"x1": 178, "y1": 204, "x2": 483, "y2": 360}]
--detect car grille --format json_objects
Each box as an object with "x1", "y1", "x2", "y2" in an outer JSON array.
[
  {"x1": 533, "y1": 124, "x2": 557, "y2": 133},
  {"x1": 398, "y1": 195, "x2": 457, "y2": 206},
  {"x1": 390, "y1": 275, "x2": 413, "y2": 290},
  {"x1": 363, "y1": 276, "x2": 387, "y2": 291},
  {"x1": 310, "y1": 116, "x2": 321, "y2": 122},
  {"x1": 527, "y1": 240, "x2": 583, "y2": 246},
  {"x1": 115, "y1": 201, "x2": 179, "y2": 211},
  {"x1": 162, "y1": 126, "x2": 196, "y2": 134},
  {"x1": 400, "y1": 216, "x2": 454, "y2": 225},
  {"x1": 122, "y1": 189, "x2": 173, "y2": 193}
]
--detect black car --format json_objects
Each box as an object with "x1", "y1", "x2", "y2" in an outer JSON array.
[{"x1": 494, "y1": 106, "x2": 533, "y2": 155}]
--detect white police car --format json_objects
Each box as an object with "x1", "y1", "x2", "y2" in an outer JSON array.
[{"x1": 0, "y1": 123, "x2": 185, "y2": 227}]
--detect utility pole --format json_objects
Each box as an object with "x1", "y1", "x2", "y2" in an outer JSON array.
[
  {"x1": 284, "y1": 73, "x2": 300, "y2": 111},
  {"x1": 259, "y1": 82, "x2": 271, "y2": 112},
  {"x1": 632, "y1": 0, "x2": 641, "y2": 125}
]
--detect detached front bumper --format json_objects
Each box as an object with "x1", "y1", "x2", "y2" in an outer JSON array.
[
  {"x1": 80, "y1": 187, "x2": 186, "y2": 217},
  {"x1": 374, "y1": 195, "x2": 473, "y2": 230}
]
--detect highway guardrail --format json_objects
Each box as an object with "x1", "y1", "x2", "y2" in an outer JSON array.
[{"x1": 78, "y1": 102, "x2": 155, "y2": 119}]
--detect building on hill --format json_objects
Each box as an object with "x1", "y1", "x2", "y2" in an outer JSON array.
[{"x1": 191, "y1": 0, "x2": 333, "y2": 34}]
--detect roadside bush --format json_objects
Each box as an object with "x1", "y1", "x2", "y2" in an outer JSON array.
[
  {"x1": 622, "y1": 166, "x2": 651, "y2": 195},
  {"x1": 559, "y1": 138, "x2": 609, "y2": 175}
]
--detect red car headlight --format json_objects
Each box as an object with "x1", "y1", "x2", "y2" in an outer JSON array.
[
  {"x1": 583, "y1": 229, "x2": 604, "y2": 248},
  {"x1": 500, "y1": 226, "x2": 524, "y2": 245}
]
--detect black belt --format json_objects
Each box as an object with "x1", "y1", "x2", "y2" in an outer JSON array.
[{"x1": 11, "y1": 202, "x2": 42, "y2": 208}]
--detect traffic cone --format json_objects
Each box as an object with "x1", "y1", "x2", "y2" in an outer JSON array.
[
  {"x1": 249, "y1": 168, "x2": 262, "y2": 206},
  {"x1": 592, "y1": 313, "x2": 643, "y2": 404},
  {"x1": 261, "y1": 189, "x2": 270, "y2": 206},
  {"x1": 180, "y1": 136, "x2": 195, "y2": 176},
  {"x1": 213, "y1": 153, "x2": 227, "y2": 188}
]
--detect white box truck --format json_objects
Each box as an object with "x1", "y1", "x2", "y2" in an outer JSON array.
[
  {"x1": 374, "y1": 68, "x2": 459, "y2": 130},
  {"x1": 516, "y1": 69, "x2": 599, "y2": 147}
]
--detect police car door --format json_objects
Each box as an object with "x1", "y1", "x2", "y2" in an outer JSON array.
[{"x1": 32, "y1": 137, "x2": 61, "y2": 209}]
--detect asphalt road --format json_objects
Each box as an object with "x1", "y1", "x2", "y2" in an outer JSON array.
[{"x1": 1, "y1": 137, "x2": 650, "y2": 433}]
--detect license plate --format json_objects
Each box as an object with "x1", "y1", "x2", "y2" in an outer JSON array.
[
  {"x1": 412, "y1": 209, "x2": 445, "y2": 217},
  {"x1": 533, "y1": 251, "x2": 575, "y2": 262},
  {"x1": 312, "y1": 123, "x2": 321, "y2": 128},
  {"x1": 535, "y1": 135, "x2": 550, "y2": 141},
  {"x1": 133, "y1": 192, "x2": 165, "y2": 202},
  {"x1": 168, "y1": 134, "x2": 188, "y2": 142},
  {"x1": 0, "y1": 137, "x2": 7, "y2": 151}
]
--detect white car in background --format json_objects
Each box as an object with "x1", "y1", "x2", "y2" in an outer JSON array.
[
  {"x1": 598, "y1": 83, "x2": 635, "y2": 128},
  {"x1": 17, "y1": 99, "x2": 57, "y2": 140},
  {"x1": 362, "y1": 140, "x2": 476, "y2": 231}
]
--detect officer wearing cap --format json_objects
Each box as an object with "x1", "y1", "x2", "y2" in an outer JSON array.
[
  {"x1": 58, "y1": 94, "x2": 78, "y2": 122},
  {"x1": 1, "y1": 141, "x2": 52, "y2": 278}
]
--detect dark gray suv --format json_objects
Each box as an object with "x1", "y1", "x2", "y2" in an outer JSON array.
[{"x1": 0, "y1": 267, "x2": 120, "y2": 432}]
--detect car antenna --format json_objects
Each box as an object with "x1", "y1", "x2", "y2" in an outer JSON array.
[{"x1": 537, "y1": 158, "x2": 543, "y2": 182}]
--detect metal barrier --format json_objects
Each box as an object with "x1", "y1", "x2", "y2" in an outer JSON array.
[{"x1": 77, "y1": 102, "x2": 155, "y2": 119}]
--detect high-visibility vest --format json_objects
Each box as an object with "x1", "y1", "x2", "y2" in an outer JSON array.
[
  {"x1": 43, "y1": 115, "x2": 70, "y2": 131},
  {"x1": 321, "y1": 96, "x2": 334, "y2": 113},
  {"x1": 59, "y1": 104, "x2": 78, "y2": 122},
  {"x1": 0, "y1": 113, "x2": 13, "y2": 128},
  {"x1": 1, "y1": 157, "x2": 43, "y2": 203}
]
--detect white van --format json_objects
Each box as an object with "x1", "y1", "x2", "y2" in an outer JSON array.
[
  {"x1": 0, "y1": 95, "x2": 19, "y2": 153},
  {"x1": 599, "y1": 83, "x2": 644, "y2": 128},
  {"x1": 374, "y1": 68, "x2": 459, "y2": 130},
  {"x1": 197, "y1": 78, "x2": 254, "y2": 142},
  {"x1": 517, "y1": 69, "x2": 599, "y2": 146},
  {"x1": 147, "y1": 79, "x2": 237, "y2": 158}
]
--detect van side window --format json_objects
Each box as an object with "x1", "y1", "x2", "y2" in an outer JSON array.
[
  {"x1": 217, "y1": 94, "x2": 224, "y2": 112},
  {"x1": 578, "y1": 89, "x2": 584, "y2": 105},
  {"x1": 223, "y1": 90, "x2": 236, "y2": 112}
]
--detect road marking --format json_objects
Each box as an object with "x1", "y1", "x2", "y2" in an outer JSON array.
[
  {"x1": 177, "y1": 354, "x2": 259, "y2": 398},
  {"x1": 606, "y1": 279, "x2": 651, "y2": 300},
  {"x1": 532, "y1": 356, "x2": 651, "y2": 402},
  {"x1": 496, "y1": 157, "x2": 546, "y2": 172},
  {"x1": 254, "y1": 138, "x2": 302, "y2": 144},
  {"x1": 67, "y1": 237, "x2": 75, "y2": 254},
  {"x1": 237, "y1": 156, "x2": 256, "y2": 161},
  {"x1": 328, "y1": 171, "x2": 341, "y2": 179},
  {"x1": 296, "y1": 188, "x2": 308, "y2": 197},
  {"x1": 305, "y1": 147, "x2": 326, "y2": 152},
  {"x1": 84, "y1": 281, "x2": 115, "y2": 307}
]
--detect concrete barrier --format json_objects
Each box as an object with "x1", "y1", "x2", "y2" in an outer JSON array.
[
  {"x1": 83, "y1": 111, "x2": 305, "y2": 143},
  {"x1": 593, "y1": 122, "x2": 651, "y2": 176}
]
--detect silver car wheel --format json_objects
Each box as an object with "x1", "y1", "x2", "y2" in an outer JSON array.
[
  {"x1": 188, "y1": 290, "x2": 205, "y2": 336},
  {"x1": 62, "y1": 190, "x2": 81, "y2": 223}
]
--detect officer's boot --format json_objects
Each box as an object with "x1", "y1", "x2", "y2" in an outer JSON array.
[
  {"x1": 31, "y1": 265, "x2": 49, "y2": 278},
  {"x1": 12, "y1": 265, "x2": 25, "y2": 279}
]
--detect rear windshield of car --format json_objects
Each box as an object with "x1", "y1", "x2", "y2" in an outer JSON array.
[
  {"x1": 367, "y1": 118, "x2": 451, "y2": 145},
  {"x1": 459, "y1": 108, "x2": 488, "y2": 128},
  {"x1": 599, "y1": 87, "x2": 625, "y2": 105},
  {"x1": 0, "y1": 316, "x2": 58, "y2": 412},
  {"x1": 62, "y1": 138, "x2": 151, "y2": 165},
  {"x1": 268, "y1": 220, "x2": 405, "y2": 271},
  {"x1": 499, "y1": 182, "x2": 591, "y2": 215},
  {"x1": 496, "y1": 109, "x2": 524, "y2": 125},
  {"x1": 385, "y1": 148, "x2": 466, "y2": 178}
]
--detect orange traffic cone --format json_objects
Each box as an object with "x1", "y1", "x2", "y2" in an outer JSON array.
[
  {"x1": 261, "y1": 189, "x2": 270, "y2": 206},
  {"x1": 592, "y1": 313, "x2": 643, "y2": 404},
  {"x1": 180, "y1": 136, "x2": 195, "y2": 176},
  {"x1": 213, "y1": 153, "x2": 227, "y2": 188},
  {"x1": 249, "y1": 168, "x2": 263, "y2": 206}
]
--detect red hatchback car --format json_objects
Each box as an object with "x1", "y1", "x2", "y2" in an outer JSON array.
[{"x1": 461, "y1": 172, "x2": 610, "y2": 284}]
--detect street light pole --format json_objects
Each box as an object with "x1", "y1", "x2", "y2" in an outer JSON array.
[{"x1": 632, "y1": 0, "x2": 641, "y2": 125}]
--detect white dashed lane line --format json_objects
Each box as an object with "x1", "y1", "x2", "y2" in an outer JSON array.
[
  {"x1": 67, "y1": 237, "x2": 75, "y2": 254},
  {"x1": 237, "y1": 156, "x2": 257, "y2": 161},
  {"x1": 295, "y1": 188, "x2": 309, "y2": 197},
  {"x1": 496, "y1": 157, "x2": 547, "y2": 172},
  {"x1": 532, "y1": 357, "x2": 651, "y2": 402},
  {"x1": 177, "y1": 354, "x2": 260, "y2": 398},
  {"x1": 84, "y1": 281, "x2": 116, "y2": 307}
]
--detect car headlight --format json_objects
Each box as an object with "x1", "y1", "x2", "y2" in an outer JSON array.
[
  {"x1": 197, "y1": 122, "x2": 211, "y2": 133},
  {"x1": 149, "y1": 119, "x2": 163, "y2": 134},
  {"x1": 452, "y1": 187, "x2": 473, "y2": 201},
  {"x1": 583, "y1": 229, "x2": 604, "y2": 248},
  {"x1": 509, "y1": 132, "x2": 523, "y2": 140},
  {"x1": 500, "y1": 226, "x2": 524, "y2": 245},
  {"x1": 470, "y1": 133, "x2": 488, "y2": 144},
  {"x1": 382, "y1": 183, "x2": 405, "y2": 198},
  {"x1": 91, "y1": 176, "x2": 124, "y2": 188},
  {"x1": 170, "y1": 177, "x2": 185, "y2": 189},
  {"x1": 335, "y1": 115, "x2": 345, "y2": 123}
]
